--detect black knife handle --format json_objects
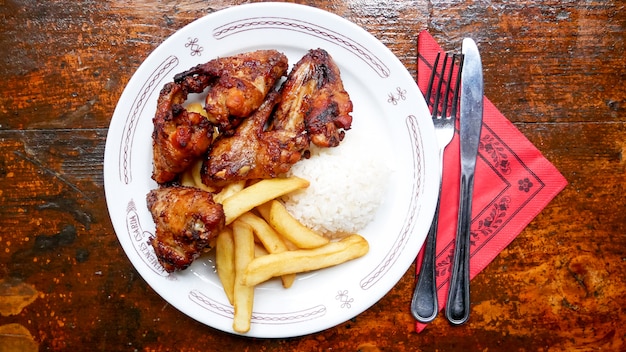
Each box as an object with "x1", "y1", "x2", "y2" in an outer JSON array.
[{"x1": 445, "y1": 172, "x2": 473, "y2": 325}]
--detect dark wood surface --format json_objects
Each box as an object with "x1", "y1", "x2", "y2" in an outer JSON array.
[{"x1": 1, "y1": 0, "x2": 624, "y2": 350}]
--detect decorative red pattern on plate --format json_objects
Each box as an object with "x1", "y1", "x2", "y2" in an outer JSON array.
[{"x1": 414, "y1": 30, "x2": 568, "y2": 332}]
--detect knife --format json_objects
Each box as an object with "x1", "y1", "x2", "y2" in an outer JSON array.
[{"x1": 445, "y1": 38, "x2": 483, "y2": 325}]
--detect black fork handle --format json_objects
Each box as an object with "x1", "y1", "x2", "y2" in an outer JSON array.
[{"x1": 411, "y1": 188, "x2": 441, "y2": 322}]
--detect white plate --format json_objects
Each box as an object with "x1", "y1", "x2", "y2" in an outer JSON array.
[{"x1": 104, "y1": 2, "x2": 438, "y2": 338}]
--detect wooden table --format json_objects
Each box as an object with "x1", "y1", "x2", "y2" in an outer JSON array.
[{"x1": 1, "y1": 1, "x2": 624, "y2": 350}]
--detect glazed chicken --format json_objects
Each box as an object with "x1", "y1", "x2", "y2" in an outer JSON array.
[
  {"x1": 201, "y1": 91, "x2": 307, "y2": 186},
  {"x1": 173, "y1": 49, "x2": 289, "y2": 133},
  {"x1": 147, "y1": 186, "x2": 225, "y2": 272},
  {"x1": 201, "y1": 48, "x2": 353, "y2": 187},
  {"x1": 151, "y1": 50, "x2": 289, "y2": 184},
  {"x1": 147, "y1": 49, "x2": 353, "y2": 271},
  {"x1": 151, "y1": 81, "x2": 215, "y2": 184},
  {"x1": 280, "y1": 48, "x2": 353, "y2": 148}
]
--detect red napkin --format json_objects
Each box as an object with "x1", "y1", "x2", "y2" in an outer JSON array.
[{"x1": 414, "y1": 31, "x2": 567, "y2": 332}]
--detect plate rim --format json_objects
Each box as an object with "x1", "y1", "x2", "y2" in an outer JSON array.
[{"x1": 103, "y1": 2, "x2": 438, "y2": 338}]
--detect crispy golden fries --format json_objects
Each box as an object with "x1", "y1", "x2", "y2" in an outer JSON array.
[
  {"x1": 254, "y1": 243, "x2": 269, "y2": 257},
  {"x1": 232, "y1": 220, "x2": 255, "y2": 333},
  {"x1": 179, "y1": 159, "x2": 215, "y2": 192},
  {"x1": 238, "y1": 212, "x2": 288, "y2": 254},
  {"x1": 181, "y1": 173, "x2": 369, "y2": 334},
  {"x1": 222, "y1": 177, "x2": 309, "y2": 225},
  {"x1": 215, "y1": 227, "x2": 235, "y2": 305},
  {"x1": 242, "y1": 234, "x2": 369, "y2": 287},
  {"x1": 214, "y1": 180, "x2": 246, "y2": 204},
  {"x1": 238, "y1": 212, "x2": 296, "y2": 288},
  {"x1": 257, "y1": 200, "x2": 330, "y2": 249},
  {"x1": 165, "y1": 102, "x2": 370, "y2": 334}
]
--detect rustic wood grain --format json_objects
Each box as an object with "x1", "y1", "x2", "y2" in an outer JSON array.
[{"x1": 1, "y1": 0, "x2": 625, "y2": 350}]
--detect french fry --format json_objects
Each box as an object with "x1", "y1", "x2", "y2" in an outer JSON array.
[
  {"x1": 255, "y1": 201, "x2": 271, "y2": 220},
  {"x1": 215, "y1": 227, "x2": 235, "y2": 305},
  {"x1": 191, "y1": 159, "x2": 215, "y2": 192},
  {"x1": 238, "y1": 212, "x2": 296, "y2": 288},
  {"x1": 214, "y1": 180, "x2": 246, "y2": 204},
  {"x1": 179, "y1": 167, "x2": 196, "y2": 188},
  {"x1": 178, "y1": 157, "x2": 215, "y2": 193},
  {"x1": 232, "y1": 220, "x2": 255, "y2": 333},
  {"x1": 254, "y1": 243, "x2": 269, "y2": 257},
  {"x1": 222, "y1": 177, "x2": 309, "y2": 225},
  {"x1": 238, "y1": 212, "x2": 288, "y2": 254},
  {"x1": 242, "y1": 234, "x2": 369, "y2": 287},
  {"x1": 259, "y1": 200, "x2": 329, "y2": 249}
]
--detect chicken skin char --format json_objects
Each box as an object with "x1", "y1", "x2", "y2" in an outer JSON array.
[
  {"x1": 151, "y1": 50, "x2": 288, "y2": 184},
  {"x1": 148, "y1": 48, "x2": 353, "y2": 272},
  {"x1": 173, "y1": 49, "x2": 289, "y2": 133},
  {"x1": 201, "y1": 92, "x2": 310, "y2": 186},
  {"x1": 202, "y1": 48, "x2": 353, "y2": 187},
  {"x1": 151, "y1": 82, "x2": 214, "y2": 184},
  {"x1": 276, "y1": 48, "x2": 353, "y2": 148},
  {"x1": 147, "y1": 186, "x2": 225, "y2": 273}
]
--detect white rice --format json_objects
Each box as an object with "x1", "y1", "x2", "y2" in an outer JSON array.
[{"x1": 283, "y1": 131, "x2": 389, "y2": 238}]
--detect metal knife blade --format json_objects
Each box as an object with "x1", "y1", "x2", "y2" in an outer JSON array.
[{"x1": 445, "y1": 38, "x2": 483, "y2": 325}]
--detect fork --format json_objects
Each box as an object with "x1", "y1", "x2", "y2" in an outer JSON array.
[{"x1": 411, "y1": 52, "x2": 463, "y2": 323}]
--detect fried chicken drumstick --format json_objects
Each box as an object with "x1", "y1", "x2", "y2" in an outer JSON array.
[
  {"x1": 151, "y1": 49, "x2": 289, "y2": 184},
  {"x1": 202, "y1": 48, "x2": 353, "y2": 187},
  {"x1": 147, "y1": 186, "x2": 225, "y2": 272}
]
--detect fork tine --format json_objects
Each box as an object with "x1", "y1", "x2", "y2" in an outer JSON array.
[
  {"x1": 426, "y1": 53, "x2": 464, "y2": 121},
  {"x1": 424, "y1": 52, "x2": 441, "y2": 108},
  {"x1": 432, "y1": 54, "x2": 450, "y2": 119}
]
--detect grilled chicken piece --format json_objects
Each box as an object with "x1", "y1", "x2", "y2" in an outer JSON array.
[
  {"x1": 174, "y1": 49, "x2": 289, "y2": 133},
  {"x1": 201, "y1": 92, "x2": 308, "y2": 186},
  {"x1": 151, "y1": 50, "x2": 289, "y2": 184},
  {"x1": 146, "y1": 186, "x2": 225, "y2": 273},
  {"x1": 151, "y1": 82, "x2": 215, "y2": 184},
  {"x1": 201, "y1": 48, "x2": 353, "y2": 187},
  {"x1": 276, "y1": 48, "x2": 353, "y2": 148}
]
